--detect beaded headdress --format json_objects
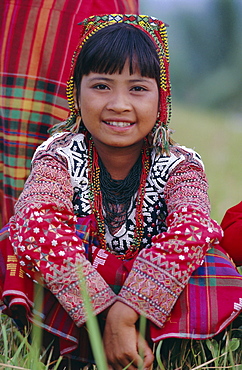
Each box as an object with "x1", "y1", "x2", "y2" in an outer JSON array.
[{"x1": 52, "y1": 14, "x2": 172, "y2": 155}]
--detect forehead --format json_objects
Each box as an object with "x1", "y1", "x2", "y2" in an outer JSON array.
[{"x1": 82, "y1": 62, "x2": 158, "y2": 82}]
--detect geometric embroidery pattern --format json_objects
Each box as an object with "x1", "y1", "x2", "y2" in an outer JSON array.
[{"x1": 9, "y1": 132, "x2": 223, "y2": 327}]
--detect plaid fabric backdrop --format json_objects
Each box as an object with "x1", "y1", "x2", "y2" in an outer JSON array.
[{"x1": 0, "y1": 0, "x2": 139, "y2": 227}]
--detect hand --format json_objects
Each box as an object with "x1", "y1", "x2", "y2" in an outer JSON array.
[{"x1": 103, "y1": 301, "x2": 154, "y2": 369}]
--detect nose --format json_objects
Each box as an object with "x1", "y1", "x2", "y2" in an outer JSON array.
[{"x1": 106, "y1": 90, "x2": 132, "y2": 113}]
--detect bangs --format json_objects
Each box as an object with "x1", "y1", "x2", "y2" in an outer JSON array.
[{"x1": 74, "y1": 23, "x2": 160, "y2": 87}]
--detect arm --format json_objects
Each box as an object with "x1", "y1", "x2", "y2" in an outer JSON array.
[
  {"x1": 117, "y1": 157, "x2": 222, "y2": 328},
  {"x1": 9, "y1": 152, "x2": 116, "y2": 327}
]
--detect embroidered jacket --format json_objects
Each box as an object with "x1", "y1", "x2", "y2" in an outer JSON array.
[{"x1": 9, "y1": 132, "x2": 222, "y2": 328}]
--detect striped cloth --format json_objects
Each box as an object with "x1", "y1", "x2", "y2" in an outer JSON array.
[{"x1": 0, "y1": 0, "x2": 139, "y2": 228}]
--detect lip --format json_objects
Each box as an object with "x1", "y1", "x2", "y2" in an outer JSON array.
[{"x1": 103, "y1": 120, "x2": 135, "y2": 128}]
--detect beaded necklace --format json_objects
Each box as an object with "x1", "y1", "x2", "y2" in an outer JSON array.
[
  {"x1": 88, "y1": 138, "x2": 150, "y2": 260},
  {"x1": 99, "y1": 153, "x2": 142, "y2": 236}
]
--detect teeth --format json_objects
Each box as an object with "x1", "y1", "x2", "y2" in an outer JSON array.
[{"x1": 105, "y1": 121, "x2": 132, "y2": 127}]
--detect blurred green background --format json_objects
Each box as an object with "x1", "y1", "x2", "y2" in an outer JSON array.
[{"x1": 140, "y1": 0, "x2": 242, "y2": 222}]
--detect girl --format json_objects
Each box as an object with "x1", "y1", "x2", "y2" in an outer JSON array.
[{"x1": 1, "y1": 14, "x2": 242, "y2": 369}]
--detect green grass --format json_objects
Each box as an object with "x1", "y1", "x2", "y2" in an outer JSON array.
[
  {"x1": 171, "y1": 103, "x2": 242, "y2": 223},
  {"x1": 1, "y1": 312, "x2": 242, "y2": 369},
  {"x1": 0, "y1": 314, "x2": 63, "y2": 369}
]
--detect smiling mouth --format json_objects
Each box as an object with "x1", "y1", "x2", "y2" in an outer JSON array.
[{"x1": 103, "y1": 121, "x2": 134, "y2": 127}]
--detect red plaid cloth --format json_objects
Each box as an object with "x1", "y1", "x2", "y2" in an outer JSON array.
[{"x1": 0, "y1": 0, "x2": 139, "y2": 228}]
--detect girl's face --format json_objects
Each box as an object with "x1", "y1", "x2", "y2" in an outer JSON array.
[{"x1": 78, "y1": 61, "x2": 159, "y2": 152}]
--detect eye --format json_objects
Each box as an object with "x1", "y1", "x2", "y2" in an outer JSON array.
[
  {"x1": 93, "y1": 84, "x2": 109, "y2": 90},
  {"x1": 131, "y1": 86, "x2": 147, "y2": 92}
]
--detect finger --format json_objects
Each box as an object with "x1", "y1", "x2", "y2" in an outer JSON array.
[
  {"x1": 108, "y1": 358, "x2": 136, "y2": 370},
  {"x1": 142, "y1": 341, "x2": 154, "y2": 368},
  {"x1": 143, "y1": 351, "x2": 154, "y2": 370},
  {"x1": 137, "y1": 335, "x2": 154, "y2": 369},
  {"x1": 111, "y1": 354, "x2": 142, "y2": 370}
]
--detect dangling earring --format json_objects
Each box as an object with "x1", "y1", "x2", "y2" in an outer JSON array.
[
  {"x1": 70, "y1": 109, "x2": 82, "y2": 133},
  {"x1": 151, "y1": 111, "x2": 170, "y2": 156},
  {"x1": 151, "y1": 112, "x2": 162, "y2": 146}
]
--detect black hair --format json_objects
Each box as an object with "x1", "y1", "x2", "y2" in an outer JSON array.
[{"x1": 73, "y1": 22, "x2": 160, "y2": 99}]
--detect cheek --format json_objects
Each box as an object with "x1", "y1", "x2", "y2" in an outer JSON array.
[
  {"x1": 145, "y1": 91, "x2": 159, "y2": 118},
  {"x1": 79, "y1": 95, "x2": 94, "y2": 116},
  {"x1": 144, "y1": 99, "x2": 159, "y2": 121}
]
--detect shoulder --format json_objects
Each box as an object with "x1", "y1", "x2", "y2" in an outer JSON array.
[
  {"x1": 221, "y1": 201, "x2": 242, "y2": 229},
  {"x1": 170, "y1": 145, "x2": 204, "y2": 170},
  {"x1": 170, "y1": 145, "x2": 203, "y2": 163},
  {"x1": 32, "y1": 132, "x2": 87, "y2": 162},
  {"x1": 221, "y1": 201, "x2": 242, "y2": 265},
  {"x1": 151, "y1": 144, "x2": 204, "y2": 176}
]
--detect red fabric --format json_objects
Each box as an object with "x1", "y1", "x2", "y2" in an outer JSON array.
[
  {"x1": 221, "y1": 202, "x2": 242, "y2": 265},
  {"x1": 1, "y1": 227, "x2": 242, "y2": 360},
  {"x1": 7, "y1": 134, "x2": 223, "y2": 329},
  {"x1": 0, "y1": 0, "x2": 139, "y2": 228}
]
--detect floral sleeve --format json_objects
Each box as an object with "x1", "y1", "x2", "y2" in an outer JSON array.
[
  {"x1": 9, "y1": 153, "x2": 116, "y2": 327},
  {"x1": 118, "y1": 157, "x2": 222, "y2": 328}
]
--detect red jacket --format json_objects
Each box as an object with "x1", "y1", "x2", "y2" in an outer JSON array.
[{"x1": 221, "y1": 202, "x2": 242, "y2": 265}]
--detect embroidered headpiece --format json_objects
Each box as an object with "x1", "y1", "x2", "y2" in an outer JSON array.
[{"x1": 52, "y1": 14, "x2": 172, "y2": 155}]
